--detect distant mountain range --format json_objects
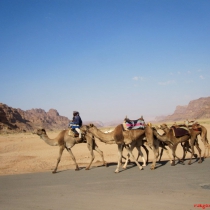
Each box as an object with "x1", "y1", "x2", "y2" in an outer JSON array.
[
  {"x1": 0, "y1": 103, "x2": 103, "y2": 133},
  {"x1": 1, "y1": 96, "x2": 210, "y2": 133},
  {"x1": 155, "y1": 97, "x2": 210, "y2": 122}
]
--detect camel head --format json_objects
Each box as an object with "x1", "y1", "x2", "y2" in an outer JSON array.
[
  {"x1": 159, "y1": 124, "x2": 168, "y2": 130},
  {"x1": 32, "y1": 128, "x2": 46, "y2": 136},
  {"x1": 87, "y1": 124, "x2": 98, "y2": 133},
  {"x1": 147, "y1": 122, "x2": 152, "y2": 127},
  {"x1": 80, "y1": 125, "x2": 89, "y2": 132},
  {"x1": 124, "y1": 116, "x2": 130, "y2": 122}
]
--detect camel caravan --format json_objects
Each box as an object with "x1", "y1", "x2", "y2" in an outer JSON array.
[{"x1": 33, "y1": 116, "x2": 210, "y2": 174}]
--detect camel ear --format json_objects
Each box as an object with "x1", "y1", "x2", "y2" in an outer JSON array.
[{"x1": 89, "y1": 123, "x2": 94, "y2": 127}]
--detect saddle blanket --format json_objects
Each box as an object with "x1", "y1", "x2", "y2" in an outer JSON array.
[
  {"x1": 125, "y1": 119, "x2": 145, "y2": 130},
  {"x1": 171, "y1": 126, "x2": 190, "y2": 138}
]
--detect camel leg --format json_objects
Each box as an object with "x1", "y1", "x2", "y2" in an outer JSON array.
[
  {"x1": 158, "y1": 147, "x2": 164, "y2": 162},
  {"x1": 124, "y1": 145, "x2": 143, "y2": 170},
  {"x1": 85, "y1": 144, "x2": 95, "y2": 170},
  {"x1": 137, "y1": 146, "x2": 146, "y2": 166},
  {"x1": 91, "y1": 140, "x2": 107, "y2": 167},
  {"x1": 115, "y1": 144, "x2": 123, "y2": 173},
  {"x1": 164, "y1": 147, "x2": 173, "y2": 164},
  {"x1": 194, "y1": 140, "x2": 202, "y2": 164},
  {"x1": 134, "y1": 146, "x2": 146, "y2": 167},
  {"x1": 207, "y1": 144, "x2": 210, "y2": 157},
  {"x1": 181, "y1": 141, "x2": 197, "y2": 161},
  {"x1": 150, "y1": 146, "x2": 159, "y2": 170},
  {"x1": 123, "y1": 143, "x2": 137, "y2": 169},
  {"x1": 181, "y1": 142, "x2": 188, "y2": 161},
  {"x1": 94, "y1": 146, "x2": 107, "y2": 167},
  {"x1": 188, "y1": 138, "x2": 196, "y2": 165},
  {"x1": 203, "y1": 143, "x2": 210, "y2": 158},
  {"x1": 66, "y1": 147, "x2": 80, "y2": 171},
  {"x1": 123, "y1": 153, "x2": 130, "y2": 169},
  {"x1": 142, "y1": 145, "x2": 149, "y2": 165},
  {"x1": 121, "y1": 145, "x2": 129, "y2": 163},
  {"x1": 171, "y1": 144, "x2": 181, "y2": 166},
  {"x1": 52, "y1": 146, "x2": 65, "y2": 173},
  {"x1": 201, "y1": 132, "x2": 208, "y2": 158}
]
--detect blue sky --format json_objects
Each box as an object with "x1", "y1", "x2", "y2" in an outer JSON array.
[{"x1": 0, "y1": 0, "x2": 210, "y2": 123}]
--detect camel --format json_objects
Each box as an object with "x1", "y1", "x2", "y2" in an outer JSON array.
[
  {"x1": 32, "y1": 126, "x2": 107, "y2": 173},
  {"x1": 153, "y1": 124, "x2": 202, "y2": 166},
  {"x1": 187, "y1": 121, "x2": 210, "y2": 158},
  {"x1": 83, "y1": 124, "x2": 158, "y2": 173},
  {"x1": 172, "y1": 120, "x2": 209, "y2": 159}
]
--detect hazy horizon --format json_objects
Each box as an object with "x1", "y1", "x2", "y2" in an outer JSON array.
[{"x1": 1, "y1": 0, "x2": 210, "y2": 122}]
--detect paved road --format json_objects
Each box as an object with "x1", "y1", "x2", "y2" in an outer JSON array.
[{"x1": 0, "y1": 158, "x2": 210, "y2": 210}]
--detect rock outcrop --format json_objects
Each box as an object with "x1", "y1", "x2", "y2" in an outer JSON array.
[
  {"x1": 0, "y1": 103, "x2": 70, "y2": 133},
  {"x1": 157, "y1": 97, "x2": 210, "y2": 122}
]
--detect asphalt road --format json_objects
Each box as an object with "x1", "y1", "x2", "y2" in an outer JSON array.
[{"x1": 0, "y1": 158, "x2": 210, "y2": 210}]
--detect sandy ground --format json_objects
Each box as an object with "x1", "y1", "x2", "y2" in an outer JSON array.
[{"x1": 0, "y1": 125, "x2": 209, "y2": 175}]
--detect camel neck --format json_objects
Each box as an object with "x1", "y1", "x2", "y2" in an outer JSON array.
[
  {"x1": 40, "y1": 134, "x2": 58, "y2": 146},
  {"x1": 90, "y1": 127, "x2": 114, "y2": 141}
]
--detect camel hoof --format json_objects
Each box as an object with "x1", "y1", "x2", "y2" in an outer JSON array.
[
  {"x1": 75, "y1": 168, "x2": 80, "y2": 171},
  {"x1": 85, "y1": 168, "x2": 90, "y2": 170},
  {"x1": 142, "y1": 164, "x2": 146, "y2": 167},
  {"x1": 150, "y1": 167, "x2": 155, "y2": 170},
  {"x1": 52, "y1": 171, "x2": 56, "y2": 174},
  {"x1": 171, "y1": 163, "x2": 175, "y2": 166},
  {"x1": 194, "y1": 154, "x2": 198, "y2": 158},
  {"x1": 115, "y1": 170, "x2": 119, "y2": 173},
  {"x1": 198, "y1": 160, "x2": 202, "y2": 164},
  {"x1": 188, "y1": 162, "x2": 191, "y2": 165}
]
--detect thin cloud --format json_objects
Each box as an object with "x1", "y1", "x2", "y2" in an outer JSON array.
[
  {"x1": 187, "y1": 71, "x2": 191, "y2": 74},
  {"x1": 199, "y1": 75, "x2": 204, "y2": 79},
  {"x1": 158, "y1": 80, "x2": 175, "y2": 86},
  {"x1": 132, "y1": 76, "x2": 143, "y2": 81},
  {"x1": 185, "y1": 79, "x2": 194, "y2": 84}
]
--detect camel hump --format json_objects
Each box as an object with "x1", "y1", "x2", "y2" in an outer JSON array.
[{"x1": 113, "y1": 124, "x2": 124, "y2": 143}]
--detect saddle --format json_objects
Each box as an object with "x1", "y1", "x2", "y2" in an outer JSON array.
[
  {"x1": 68, "y1": 128, "x2": 79, "y2": 137},
  {"x1": 123, "y1": 116, "x2": 145, "y2": 131},
  {"x1": 171, "y1": 126, "x2": 190, "y2": 138}
]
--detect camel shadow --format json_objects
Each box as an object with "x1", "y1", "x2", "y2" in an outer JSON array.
[
  {"x1": 182, "y1": 157, "x2": 204, "y2": 165},
  {"x1": 52, "y1": 169, "x2": 70, "y2": 174},
  {"x1": 54, "y1": 167, "x2": 87, "y2": 173},
  {"x1": 148, "y1": 160, "x2": 169, "y2": 169}
]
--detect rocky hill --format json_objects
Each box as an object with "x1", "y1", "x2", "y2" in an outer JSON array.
[
  {"x1": 0, "y1": 103, "x2": 70, "y2": 133},
  {"x1": 157, "y1": 97, "x2": 210, "y2": 122}
]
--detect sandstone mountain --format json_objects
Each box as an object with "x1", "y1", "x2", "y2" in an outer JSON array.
[
  {"x1": 0, "y1": 103, "x2": 103, "y2": 133},
  {"x1": 156, "y1": 97, "x2": 210, "y2": 122},
  {"x1": 0, "y1": 103, "x2": 70, "y2": 133}
]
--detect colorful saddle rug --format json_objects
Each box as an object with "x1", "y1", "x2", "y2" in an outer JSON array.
[
  {"x1": 124, "y1": 119, "x2": 145, "y2": 130},
  {"x1": 171, "y1": 126, "x2": 190, "y2": 138}
]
